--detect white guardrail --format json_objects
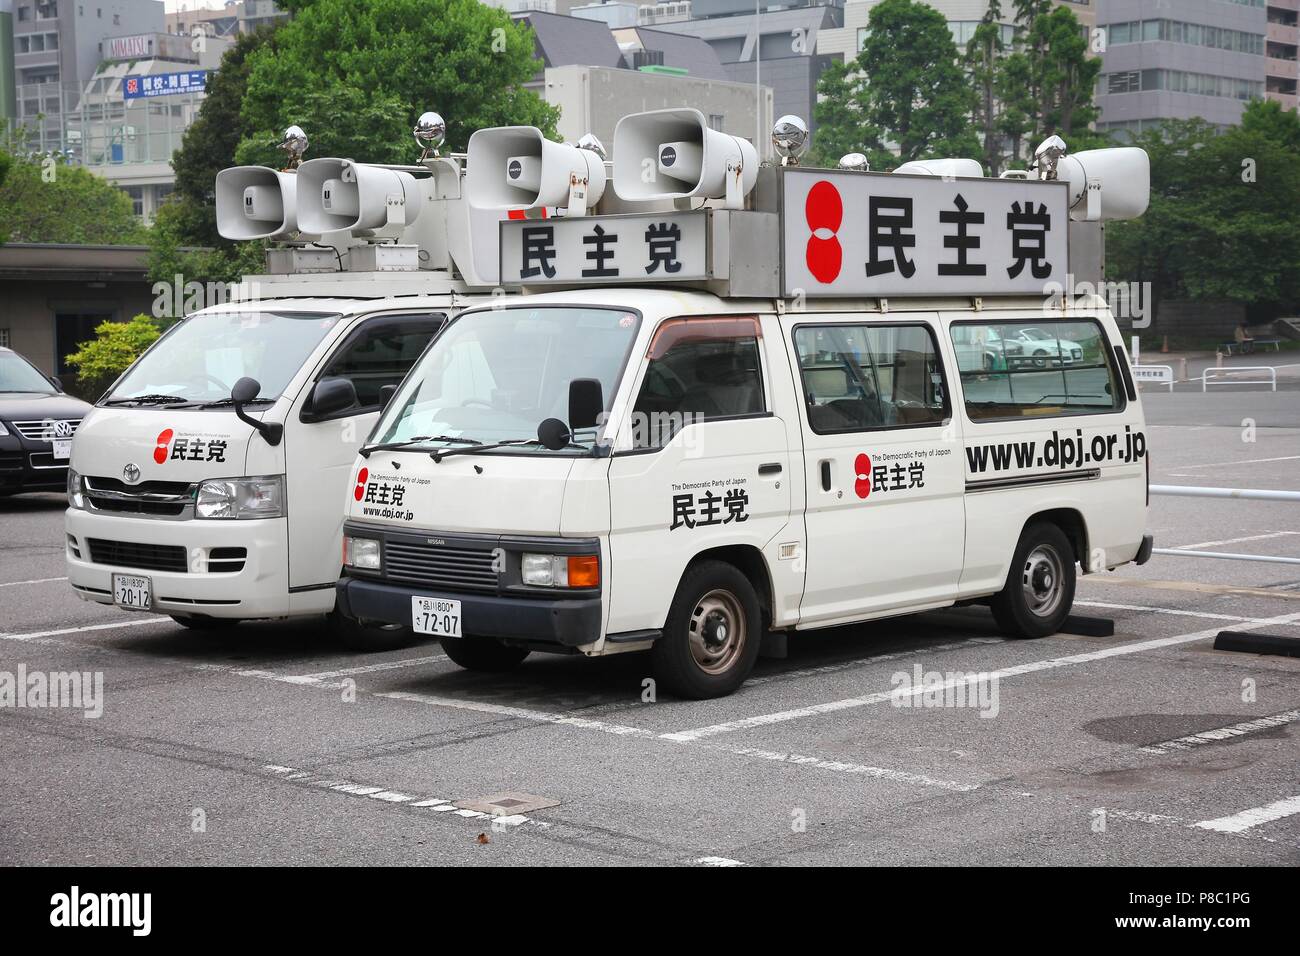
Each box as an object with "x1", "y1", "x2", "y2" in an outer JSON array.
[
  {"x1": 1150, "y1": 485, "x2": 1300, "y2": 566},
  {"x1": 1201, "y1": 366, "x2": 1277, "y2": 391},
  {"x1": 1131, "y1": 364, "x2": 1174, "y2": 391}
]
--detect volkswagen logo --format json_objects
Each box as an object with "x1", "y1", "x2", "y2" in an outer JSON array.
[
  {"x1": 41, "y1": 419, "x2": 75, "y2": 440},
  {"x1": 122, "y1": 463, "x2": 142, "y2": 484}
]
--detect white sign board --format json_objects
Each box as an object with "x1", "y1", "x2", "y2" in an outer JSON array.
[
  {"x1": 781, "y1": 169, "x2": 1070, "y2": 298},
  {"x1": 500, "y1": 211, "x2": 710, "y2": 286}
]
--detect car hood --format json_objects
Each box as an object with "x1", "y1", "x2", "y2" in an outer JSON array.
[
  {"x1": 70, "y1": 406, "x2": 257, "y2": 481},
  {"x1": 0, "y1": 393, "x2": 93, "y2": 423}
]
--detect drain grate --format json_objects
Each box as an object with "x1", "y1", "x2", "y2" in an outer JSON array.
[{"x1": 454, "y1": 791, "x2": 560, "y2": 816}]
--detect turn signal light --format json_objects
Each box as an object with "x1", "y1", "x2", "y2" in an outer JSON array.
[{"x1": 566, "y1": 555, "x2": 600, "y2": 589}]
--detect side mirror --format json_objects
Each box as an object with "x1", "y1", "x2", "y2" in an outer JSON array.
[
  {"x1": 537, "y1": 417, "x2": 571, "y2": 452},
  {"x1": 230, "y1": 376, "x2": 283, "y2": 446},
  {"x1": 47, "y1": 374, "x2": 63, "y2": 392},
  {"x1": 378, "y1": 383, "x2": 397, "y2": 411},
  {"x1": 308, "y1": 376, "x2": 358, "y2": 418},
  {"x1": 568, "y1": 378, "x2": 603, "y2": 432}
]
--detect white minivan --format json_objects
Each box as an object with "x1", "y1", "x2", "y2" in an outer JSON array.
[
  {"x1": 331, "y1": 109, "x2": 1156, "y2": 697},
  {"x1": 65, "y1": 293, "x2": 466, "y2": 641}
]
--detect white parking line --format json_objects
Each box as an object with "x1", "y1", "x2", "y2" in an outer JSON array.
[
  {"x1": 694, "y1": 856, "x2": 746, "y2": 867},
  {"x1": 720, "y1": 746, "x2": 979, "y2": 792},
  {"x1": 1174, "y1": 531, "x2": 1299, "y2": 551},
  {"x1": 0, "y1": 576, "x2": 68, "y2": 588},
  {"x1": 1195, "y1": 796, "x2": 1300, "y2": 834},
  {"x1": 0, "y1": 617, "x2": 169, "y2": 641},
  {"x1": 261, "y1": 765, "x2": 538, "y2": 827},
  {"x1": 1073, "y1": 600, "x2": 1271, "y2": 623},
  {"x1": 377, "y1": 690, "x2": 658, "y2": 738},
  {"x1": 1139, "y1": 709, "x2": 1300, "y2": 755},
  {"x1": 293, "y1": 655, "x2": 447, "y2": 680},
  {"x1": 660, "y1": 611, "x2": 1300, "y2": 743},
  {"x1": 745, "y1": 637, "x2": 1005, "y2": 686}
]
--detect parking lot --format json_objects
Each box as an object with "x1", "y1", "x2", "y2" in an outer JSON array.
[{"x1": 2, "y1": 377, "x2": 1298, "y2": 866}]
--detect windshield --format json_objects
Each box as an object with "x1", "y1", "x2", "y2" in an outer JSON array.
[
  {"x1": 1019, "y1": 328, "x2": 1051, "y2": 341},
  {"x1": 107, "y1": 310, "x2": 342, "y2": 404},
  {"x1": 0, "y1": 351, "x2": 56, "y2": 394},
  {"x1": 374, "y1": 306, "x2": 639, "y2": 450}
]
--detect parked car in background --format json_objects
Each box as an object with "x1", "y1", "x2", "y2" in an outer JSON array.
[
  {"x1": 0, "y1": 347, "x2": 92, "y2": 496},
  {"x1": 1012, "y1": 327, "x2": 1087, "y2": 367}
]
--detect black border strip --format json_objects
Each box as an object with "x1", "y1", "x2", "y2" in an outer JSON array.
[{"x1": 965, "y1": 467, "x2": 1101, "y2": 493}]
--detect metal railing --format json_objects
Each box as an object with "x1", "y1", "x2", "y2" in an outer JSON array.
[
  {"x1": 1150, "y1": 484, "x2": 1300, "y2": 565},
  {"x1": 1201, "y1": 366, "x2": 1278, "y2": 391}
]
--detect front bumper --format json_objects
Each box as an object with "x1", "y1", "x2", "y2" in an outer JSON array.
[
  {"x1": 336, "y1": 575, "x2": 602, "y2": 648},
  {"x1": 65, "y1": 507, "x2": 294, "y2": 619},
  {"x1": 0, "y1": 436, "x2": 68, "y2": 492}
]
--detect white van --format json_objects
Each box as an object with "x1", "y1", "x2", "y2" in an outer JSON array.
[
  {"x1": 332, "y1": 111, "x2": 1155, "y2": 697},
  {"x1": 65, "y1": 292, "x2": 466, "y2": 639}
]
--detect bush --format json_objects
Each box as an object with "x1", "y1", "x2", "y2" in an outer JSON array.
[{"x1": 64, "y1": 314, "x2": 163, "y2": 400}]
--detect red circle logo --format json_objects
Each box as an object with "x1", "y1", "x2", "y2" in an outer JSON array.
[
  {"x1": 153, "y1": 428, "x2": 173, "y2": 465},
  {"x1": 353, "y1": 467, "x2": 369, "y2": 501},
  {"x1": 805, "y1": 180, "x2": 843, "y2": 284},
  {"x1": 854, "y1": 453, "x2": 872, "y2": 499}
]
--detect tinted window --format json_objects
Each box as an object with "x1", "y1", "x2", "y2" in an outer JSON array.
[
  {"x1": 632, "y1": 317, "x2": 765, "y2": 448},
  {"x1": 0, "y1": 350, "x2": 56, "y2": 394},
  {"x1": 950, "y1": 319, "x2": 1121, "y2": 421},
  {"x1": 319, "y1": 314, "x2": 444, "y2": 409},
  {"x1": 793, "y1": 324, "x2": 948, "y2": 433}
]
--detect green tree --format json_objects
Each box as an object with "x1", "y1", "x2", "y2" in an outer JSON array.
[
  {"x1": 965, "y1": 1, "x2": 1007, "y2": 175},
  {"x1": 238, "y1": 0, "x2": 557, "y2": 161},
  {"x1": 854, "y1": 0, "x2": 980, "y2": 165},
  {"x1": 63, "y1": 314, "x2": 163, "y2": 399},
  {"x1": 0, "y1": 155, "x2": 148, "y2": 245},
  {"x1": 809, "y1": 58, "x2": 884, "y2": 168},
  {"x1": 147, "y1": 27, "x2": 276, "y2": 285}
]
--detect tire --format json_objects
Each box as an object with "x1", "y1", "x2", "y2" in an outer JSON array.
[
  {"x1": 169, "y1": 614, "x2": 238, "y2": 630},
  {"x1": 326, "y1": 610, "x2": 419, "y2": 652},
  {"x1": 651, "y1": 560, "x2": 762, "y2": 699},
  {"x1": 990, "y1": 522, "x2": 1076, "y2": 639},
  {"x1": 1032, "y1": 349, "x2": 1050, "y2": 368},
  {"x1": 439, "y1": 636, "x2": 530, "y2": 672}
]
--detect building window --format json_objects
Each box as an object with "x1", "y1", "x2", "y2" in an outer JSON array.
[
  {"x1": 17, "y1": 6, "x2": 30, "y2": 21},
  {"x1": 17, "y1": 37, "x2": 30, "y2": 53},
  {"x1": 0, "y1": 329, "x2": 10, "y2": 349},
  {"x1": 124, "y1": 186, "x2": 144, "y2": 217},
  {"x1": 708, "y1": 113, "x2": 724, "y2": 131}
]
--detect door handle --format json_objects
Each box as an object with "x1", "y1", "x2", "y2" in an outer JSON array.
[
  {"x1": 820, "y1": 459, "x2": 832, "y2": 491},
  {"x1": 758, "y1": 462, "x2": 783, "y2": 476}
]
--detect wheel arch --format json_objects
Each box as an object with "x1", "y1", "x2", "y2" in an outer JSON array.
[
  {"x1": 683, "y1": 544, "x2": 775, "y2": 628},
  {"x1": 1023, "y1": 508, "x2": 1090, "y2": 572}
]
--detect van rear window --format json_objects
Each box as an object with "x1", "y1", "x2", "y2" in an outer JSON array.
[{"x1": 950, "y1": 319, "x2": 1122, "y2": 421}]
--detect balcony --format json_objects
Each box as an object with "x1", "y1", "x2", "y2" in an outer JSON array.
[
  {"x1": 1268, "y1": 90, "x2": 1299, "y2": 110},
  {"x1": 1268, "y1": 21, "x2": 1300, "y2": 45},
  {"x1": 1267, "y1": 0, "x2": 1299, "y2": 13},
  {"x1": 1267, "y1": 55, "x2": 1299, "y2": 79}
]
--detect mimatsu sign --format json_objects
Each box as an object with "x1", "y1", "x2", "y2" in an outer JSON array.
[{"x1": 781, "y1": 168, "x2": 1070, "y2": 298}]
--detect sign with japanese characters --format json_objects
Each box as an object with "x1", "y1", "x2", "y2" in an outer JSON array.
[
  {"x1": 500, "y1": 211, "x2": 710, "y2": 286},
  {"x1": 122, "y1": 71, "x2": 209, "y2": 101},
  {"x1": 782, "y1": 169, "x2": 1070, "y2": 298}
]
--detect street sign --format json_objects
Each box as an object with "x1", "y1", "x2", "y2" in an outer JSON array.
[
  {"x1": 781, "y1": 169, "x2": 1070, "y2": 298},
  {"x1": 123, "y1": 71, "x2": 209, "y2": 100}
]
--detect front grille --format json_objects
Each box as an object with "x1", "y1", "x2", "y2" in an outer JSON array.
[
  {"x1": 208, "y1": 547, "x2": 247, "y2": 573},
  {"x1": 87, "y1": 538, "x2": 188, "y2": 573},
  {"x1": 383, "y1": 539, "x2": 500, "y2": 593},
  {"x1": 84, "y1": 476, "x2": 193, "y2": 518},
  {"x1": 10, "y1": 419, "x2": 80, "y2": 442}
]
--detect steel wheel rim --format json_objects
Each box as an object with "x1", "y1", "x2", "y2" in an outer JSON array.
[
  {"x1": 688, "y1": 589, "x2": 747, "y2": 675},
  {"x1": 1022, "y1": 544, "x2": 1065, "y2": 618}
]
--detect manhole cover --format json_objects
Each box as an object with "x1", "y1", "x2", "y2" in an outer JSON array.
[{"x1": 454, "y1": 791, "x2": 560, "y2": 815}]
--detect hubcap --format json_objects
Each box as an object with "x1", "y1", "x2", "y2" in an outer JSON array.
[
  {"x1": 1021, "y1": 544, "x2": 1065, "y2": 618},
  {"x1": 688, "y1": 589, "x2": 747, "y2": 675}
]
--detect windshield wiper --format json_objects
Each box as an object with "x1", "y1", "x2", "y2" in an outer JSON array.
[
  {"x1": 194, "y1": 396, "x2": 275, "y2": 409},
  {"x1": 359, "y1": 435, "x2": 485, "y2": 458},
  {"x1": 102, "y1": 394, "x2": 192, "y2": 406}
]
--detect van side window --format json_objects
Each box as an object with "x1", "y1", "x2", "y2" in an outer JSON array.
[
  {"x1": 793, "y1": 324, "x2": 949, "y2": 433},
  {"x1": 632, "y1": 316, "x2": 765, "y2": 448},
  {"x1": 950, "y1": 319, "x2": 1121, "y2": 421},
  {"x1": 319, "y1": 314, "x2": 445, "y2": 410}
]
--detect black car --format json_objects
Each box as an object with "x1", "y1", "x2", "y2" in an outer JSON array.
[{"x1": 0, "y1": 347, "x2": 93, "y2": 495}]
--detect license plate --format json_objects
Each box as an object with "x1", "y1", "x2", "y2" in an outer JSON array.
[
  {"x1": 113, "y1": 573, "x2": 152, "y2": 611},
  {"x1": 411, "y1": 596, "x2": 461, "y2": 637},
  {"x1": 52, "y1": 439, "x2": 71, "y2": 460}
]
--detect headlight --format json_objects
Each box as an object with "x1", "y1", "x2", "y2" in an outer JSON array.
[
  {"x1": 66, "y1": 467, "x2": 84, "y2": 508},
  {"x1": 343, "y1": 536, "x2": 381, "y2": 570},
  {"x1": 521, "y1": 552, "x2": 599, "y2": 588},
  {"x1": 0, "y1": 422, "x2": 9, "y2": 437},
  {"x1": 196, "y1": 475, "x2": 285, "y2": 519}
]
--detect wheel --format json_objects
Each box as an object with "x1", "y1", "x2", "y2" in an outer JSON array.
[
  {"x1": 439, "y1": 636, "x2": 530, "y2": 672},
  {"x1": 1032, "y1": 349, "x2": 1050, "y2": 368},
  {"x1": 326, "y1": 610, "x2": 418, "y2": 652},
  {"x1": 651, "y1": 560, "x2": 762, "y2": 699},
  {"x1": 990, "y1": 522, "x2": 1076, "y2": 638},
  {"x1": 169, "y1": 614, "x2": 238, "y2": 630}
]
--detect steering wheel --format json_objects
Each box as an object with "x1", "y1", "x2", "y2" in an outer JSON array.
[{"x1": 191, "y1": 372, "x2": 231, "y2": 394}]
